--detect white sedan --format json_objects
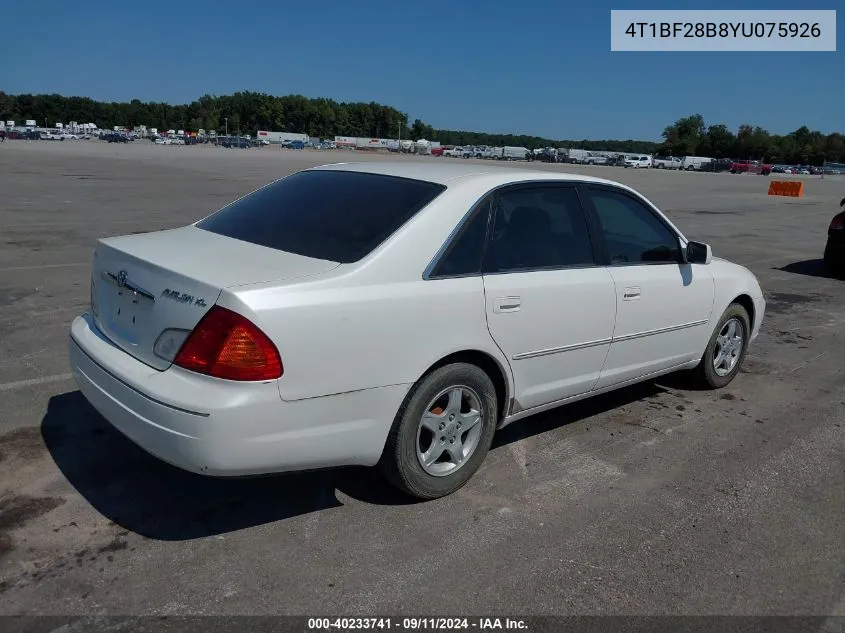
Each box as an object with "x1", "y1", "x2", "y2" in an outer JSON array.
[{"x1": 69, "y1": 162, "x2": 765, "y2": 499}]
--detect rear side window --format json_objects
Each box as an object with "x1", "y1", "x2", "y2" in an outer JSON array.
[
  {"x1": 196, "y1": 170, "x2": 446, "y2": 263},
  {"x1": 431, "y1": 199, "x2": 492, "y2": 277},
  {"x1": 486, "y1": 186, "x2": 595, "y2": 272}
]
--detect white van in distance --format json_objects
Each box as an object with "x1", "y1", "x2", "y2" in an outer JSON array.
[{"x1": 681, "y1": 156, "x2": 715, "y2": 171}]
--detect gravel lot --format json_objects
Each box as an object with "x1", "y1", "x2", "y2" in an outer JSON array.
[{"x1": 1, "y1": 141, "x2": 843, "y2": 617}]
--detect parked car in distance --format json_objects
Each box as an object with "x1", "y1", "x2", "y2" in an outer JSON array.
[
  {"x1": 730, "y1": 160, "x2": 772, "y2": 176},
  {"x1": 824, "y1": 197, "x2": 845, "y2": 276},
  {"x1": 705, "y1": 158, "x2": 735, "y2": 173},
  {"x1": 652, "y1": 156, "x2": 682, "y2": 169},
  {"x1": 584, "y1": 154, "x2": 609, "y2": 166},
  {"x1": 69, "y1": 162, "x2": 766, "y2": 500},
  {"x1": 624, "y1": 155, "x2": 652, "y2": 169},
  {"x1": 104, "y1": 132, "x2": 129, "y2": 143},
  {"x1": 499, "y1": 146, "x2": 530, "y2": 161},
  {"x1": 681, "y1": 156, "x2": 714, "y2": 171},
  {"x1": 443, "y1": 146, "x2": 463, "y2": 158}
]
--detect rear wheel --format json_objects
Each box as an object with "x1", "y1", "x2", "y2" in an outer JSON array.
[
  {"x1": 379, "y1": 363, "x2": 498, "y2": 500},
  {"x1": 694, "y1": 303, "x2": 751, "y2": 389}
]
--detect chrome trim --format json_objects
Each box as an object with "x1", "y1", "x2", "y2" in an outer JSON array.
[
  {"x1": 512, "y1": 337, "x2": 612, "y2": 361},
  {"x1": 101, "y1": 271, "x2": 155, "y2": 302},
  {"x1": 510, "y1": 319, "x2": 708, "y2": 362},
  {"x1": 612, "y1": 319, "x2": 708, "y2": 343},
  {"x1": 497, "y1": 358, "x2": 700, "y2": 429}
]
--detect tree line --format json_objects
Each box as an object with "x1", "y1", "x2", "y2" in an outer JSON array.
[
  {"x1": 1, "y1": 92, "x2": 842, "y2": 165},
  {"x1": 661, "y1": 114, "x2": 844, "y2": 166}
]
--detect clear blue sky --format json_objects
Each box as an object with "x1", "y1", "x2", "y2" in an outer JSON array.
[{"x1": 3, "y1": 0, "x2": 841, "y2": 141}]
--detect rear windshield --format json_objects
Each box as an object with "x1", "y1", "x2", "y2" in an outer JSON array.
[{"x1": 196, "y1": 170, "x2": 446, "y2": 263}]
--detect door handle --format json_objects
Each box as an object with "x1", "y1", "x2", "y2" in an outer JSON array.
[
  {"x1": 623, "y1": 287, "x2": 641, "y2": 301},
  {"x1": 494, "y1": 296, "x2": 521, "y2": 313}
]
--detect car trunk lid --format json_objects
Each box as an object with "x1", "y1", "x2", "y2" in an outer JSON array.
[{"x1": 91, "y1": 225, "x2": 339, "y2": 370}]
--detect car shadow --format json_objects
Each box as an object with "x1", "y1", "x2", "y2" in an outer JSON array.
[
  {"x1": 45, "y1": 380, "x2": 676, "y2": 541},
  {"x1": 775, "y1": 259, "x2": 842, "y2": 280},
  {"x1": 492, "y1": 380, "x2": 668, "y2": 448},
  {"x1": 41, "y1": 392, "x2": 414, "y2": 542}
]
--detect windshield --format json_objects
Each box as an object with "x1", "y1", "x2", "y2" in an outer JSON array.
[{"x1": 196, "y1": 170, "x2": 446, "y2": 263}]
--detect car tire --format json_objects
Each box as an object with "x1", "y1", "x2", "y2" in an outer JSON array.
[
  {"x1": 379, "y1": 363, "x2": 498, "y2": 500},
  {"x1": 694, "y1": 303, "x2": 751, "y2": 389}
]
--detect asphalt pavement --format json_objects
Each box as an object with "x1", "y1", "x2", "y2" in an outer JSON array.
[{"x1": 0, "y1": 141, "x2": 843, "y2": 617}]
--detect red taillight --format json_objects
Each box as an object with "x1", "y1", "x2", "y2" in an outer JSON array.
[
  {"x1": 173, "y1": 306, "x2": 283, "y2": 381},
  {"x1": 830, "y1": 213, "x2": 845, "y2": 231}
]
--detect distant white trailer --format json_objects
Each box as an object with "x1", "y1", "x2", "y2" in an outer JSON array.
[
  {"x1": 257, "y1": 130, "x2": 309, "y2": 144},
  {"x1": 335, "y1": 136, "x2": 357, "y2": 148},
  {"x1": 356, "y1": 137, "x2": 391, "y2": 149}
]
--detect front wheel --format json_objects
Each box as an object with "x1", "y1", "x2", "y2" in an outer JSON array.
[
  {"x1": 379, "y1": 363, "x2": 498, "y2": 500},
  {"x1": 694, "y1": 303, "x2": 751, "y2": 389}
]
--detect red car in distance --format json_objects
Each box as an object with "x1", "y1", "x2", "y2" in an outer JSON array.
[{"x1": 730, "y1": 160, "x2": 773, "y2": 175}]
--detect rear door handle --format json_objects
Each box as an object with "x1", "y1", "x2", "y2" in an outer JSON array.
[
  {"x1": 494, "y1": 296, "x2": 521, "y2": 313},
  {"x1": 623, "y1": 287, "x2": 641, "y2": 301}
]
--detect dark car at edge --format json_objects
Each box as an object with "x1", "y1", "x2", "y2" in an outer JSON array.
[{"x1": 824, "y1": 198, "x2": 845, "y2": 276}]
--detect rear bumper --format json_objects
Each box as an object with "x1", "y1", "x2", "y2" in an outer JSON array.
[{"x1": 69, "y1": 313, "x2": 409, "y2": 476}]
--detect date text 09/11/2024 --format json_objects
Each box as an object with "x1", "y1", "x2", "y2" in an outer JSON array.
[
  {"x1": 306, "y1": 617, "x2": 529, "y2": 631},
  {"x1": 624, "y1": 21, "x2": 822, "y2": 39}
]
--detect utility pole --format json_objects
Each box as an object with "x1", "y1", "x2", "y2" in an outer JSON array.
[{"x1": 224, "y1": 117, "x2": 228, "y2": 137}]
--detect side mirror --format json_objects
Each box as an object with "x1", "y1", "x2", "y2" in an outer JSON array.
[{"x1": 685, "y1": 241, "x2": 712, "y2": 265}]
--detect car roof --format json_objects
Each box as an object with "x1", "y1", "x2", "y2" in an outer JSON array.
[{"x1": 308, "y1": 161, "x2": 622, "y2": 187}]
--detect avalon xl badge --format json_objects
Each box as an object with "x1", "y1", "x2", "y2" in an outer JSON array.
[{"x1": 161, "y1": 288, "x2": 208, "y2": 308}]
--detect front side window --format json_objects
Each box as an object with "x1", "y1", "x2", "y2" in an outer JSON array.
[
  {"x1": 484, "y1": 186, "x2": 595, "y2": 273},
  {"x1": 585, "y1": 187, "x2": 681, "y2": 265},
  {"x1": 196, "y1": 170, "x2": 445, "y2": 264}
]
